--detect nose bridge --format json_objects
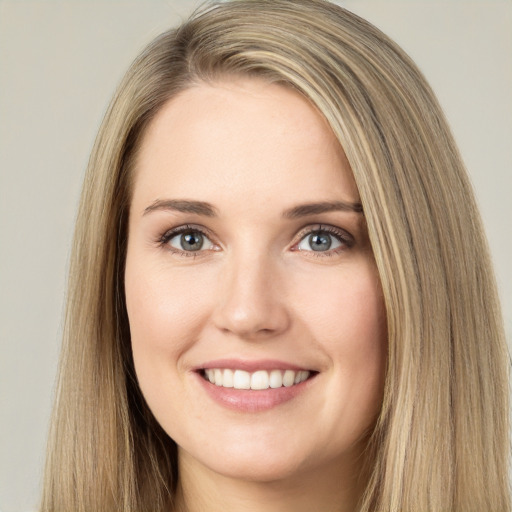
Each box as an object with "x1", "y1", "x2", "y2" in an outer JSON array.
[{"x1": 213, "y1": 243, "x2": 290, "y2": 339}]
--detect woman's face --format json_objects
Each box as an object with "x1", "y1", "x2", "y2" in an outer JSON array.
[{"x1": 125, "y1": 78, "x2": 386, "y2": 484}]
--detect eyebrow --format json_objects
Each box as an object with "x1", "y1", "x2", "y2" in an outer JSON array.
[
  {"x1": 143, "y1": 198, "x2": 363, "y2": 218},
  {"x1": 143, "y1": 199, "x2": 218, "y2": 217},
  {"x1": 282, "y1": 200, "x2": 363, "y2": 218}
]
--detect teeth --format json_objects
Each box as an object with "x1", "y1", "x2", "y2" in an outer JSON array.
[
  {"x1": 223, "y1": 368, "x2": 234, "y2": 388},
  {"x1": 269, "y1": 369, "x2": 283, "y2": 388},
  {"x1": 233, "y1": 370, "x2": 251, "y2": 389},
  {"x1": 251, "y1": 370, "x2": 269, "y2": 390},
  {"x1": 203, "y1": 368, "x2": 310, "y2": 390},
  {"x1": 283, "y1": 369, "x2": 295, "y2": 387}
]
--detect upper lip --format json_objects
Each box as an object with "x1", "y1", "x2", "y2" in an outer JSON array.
[{"x1": 196, "y1": 358, "x2": 314, "y2": 372}]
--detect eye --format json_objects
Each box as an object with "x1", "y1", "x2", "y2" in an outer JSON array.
[
  {"x1": 297, "y1": 231, "x2": 342, "y2": 252},
  {"x1": 294, "y1": 225, "x2": 353, "y2": 255},
  {"x1": 161, "y1": 226, "x2": 216, "y2": 254}
]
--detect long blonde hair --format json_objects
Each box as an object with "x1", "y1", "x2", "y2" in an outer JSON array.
[{"x1": 41, "y1": 1, "x2": 510, "y2": 510}]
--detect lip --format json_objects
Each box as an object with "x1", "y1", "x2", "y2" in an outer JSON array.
[
  {"x1": 193, "y1": 359, "x2": 317, "y2": 413},
  {"x1": 197, "y1": 358, "x2": 310, "y2": 372}
]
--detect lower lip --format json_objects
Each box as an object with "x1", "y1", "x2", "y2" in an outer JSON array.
[{"x1": 196, "y1": 372, "x2": 315, "y2": 412}]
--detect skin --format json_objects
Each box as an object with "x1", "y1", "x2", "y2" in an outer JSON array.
[{"x1": 125, "y1": 78, "x2": 387, "y2": 512}]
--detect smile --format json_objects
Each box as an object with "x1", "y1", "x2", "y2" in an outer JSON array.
[
  {"x1": 196, "y1": 360, "x2": 318, "y2": 412},
  {"x1": 202, "y1": 368, "x2": 311, "y2": 390}
]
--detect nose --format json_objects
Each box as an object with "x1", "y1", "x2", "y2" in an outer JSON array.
[{"x1": 212, "y1": 250, "x2": 291, "y2": 341}]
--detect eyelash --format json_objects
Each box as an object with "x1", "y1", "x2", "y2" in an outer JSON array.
[
  {"x1": 293, "y1": 224, "x2": 354, "y2": 257},
  {"x1": 158, "y1": 224, "x2": 216, "y2": 258},
  {"x1": 158, "y1": 223, "x2": 354, "y2": 258}
]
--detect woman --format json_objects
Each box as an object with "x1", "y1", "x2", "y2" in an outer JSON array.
[{"x1": 40, "y1": 1, "x2": 510, "y2": 511}]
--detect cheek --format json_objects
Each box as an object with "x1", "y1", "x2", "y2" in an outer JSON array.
[
  {"x1": 124, "y1": 253, "x2": 208, "y2": 398},
  {"x1": 124, "y1": 253, "x2": 218, "y2": 432},
  {"x1": 294, "y1": 262, "x2": 387, "y2": 414},
  {"x1": 295, "y1": 261, "x2": 386, "y2": 349},
  {"x1": 125, "y1": 256, "x2": 211, "y2": 351},
  {"x1": 329, "y1": 266, "x2": 386, "y2": 377}
]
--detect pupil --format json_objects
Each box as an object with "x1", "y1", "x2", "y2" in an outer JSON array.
[
  {"x1": 309, "y1": 233, "x2": 331, "y2": 251},
  {"x1": 181, "y1": 232, "x2": 203, "y2": 251}
]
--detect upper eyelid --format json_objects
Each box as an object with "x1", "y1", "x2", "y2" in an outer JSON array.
[
  {"x1": 160, "y1": 223, "x2": 351, "y2": 238},
  {"x1": 160, "y1": 223, "x2": 216, "y2": 242},
  {"x1": 294, "y1": 224, "x2": 354, "y2": 243}
]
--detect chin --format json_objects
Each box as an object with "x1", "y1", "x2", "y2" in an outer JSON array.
[
  {"x1": 187, "y1": 451, "x2": 307, "y2": 484},
  {"x1": 177, "y1": 428, "x2": 359, "y2": 486}
]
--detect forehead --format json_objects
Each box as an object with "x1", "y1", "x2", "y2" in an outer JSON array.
[{"x1": 131, "y1": 77, "x2": 359, "y2": 214}]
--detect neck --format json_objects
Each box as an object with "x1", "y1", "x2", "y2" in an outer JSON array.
[{"x1": 175, "y1": 449, "x2": 366, "y2": 512}]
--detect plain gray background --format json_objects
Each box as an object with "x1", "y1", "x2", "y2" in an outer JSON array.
[{"x1": 1, "y1": 1, "x2": 511, "y2": 511}]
